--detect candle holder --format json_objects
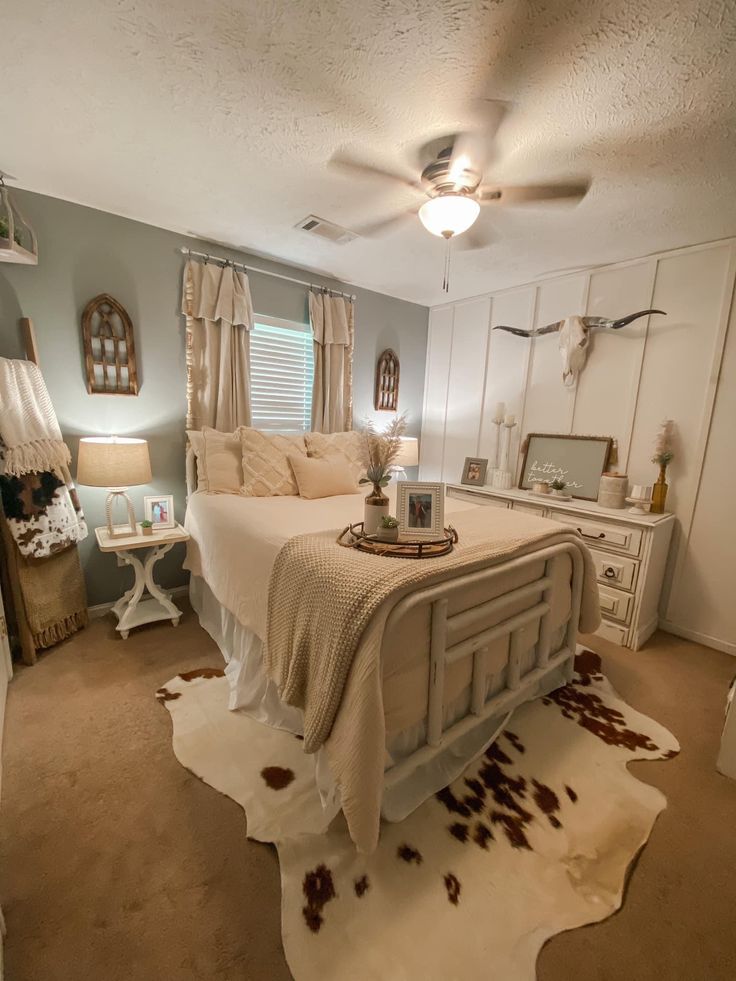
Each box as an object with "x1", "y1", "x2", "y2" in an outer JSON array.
[
  {"x1": 489, "y1": 416, "x2": 504, "y2": 482},
  {"x1": 492, "y1": 419, "x2": 517, "y2": 489}
]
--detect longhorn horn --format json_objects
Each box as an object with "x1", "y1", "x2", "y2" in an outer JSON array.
[
  {"x1": 494, "y1": 309, "x2": 667, "y2": 338},
  {"x1": 583, "y1": 309, "x2": 667, "y2": 330},
  {"x1": 493, "y1": 320, "x2": 563, "y2": 338}
]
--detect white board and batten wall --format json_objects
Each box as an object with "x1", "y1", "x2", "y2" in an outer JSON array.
[{"x1": 420, "y1": 238, "x2": 736, "y2": 656}]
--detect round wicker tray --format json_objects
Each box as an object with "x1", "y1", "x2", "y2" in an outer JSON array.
[{"x1": 337, "y1": 522, "x2": 458, "y2": 558}]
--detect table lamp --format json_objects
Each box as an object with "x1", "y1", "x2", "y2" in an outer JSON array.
[
  {"x1": 391, "y1": 436, "x2": 419, "y2": 480},
  {"x1": 77, "y1": 436, "x2": 152, "y2": 539}
]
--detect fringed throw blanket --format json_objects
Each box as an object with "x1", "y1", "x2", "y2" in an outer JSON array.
[
  {"x1": 0, "y1": 357, "x2": 88, "y2": 655},
  {"x1": 0, "y1": 358, "x2": 71, "y2": 477},
  {"x1": 0, "y1": 466, "x2": 88, "y2": 558},
  {"x1": 15, "y1": 543, "x2": 88, "y2": 649}
]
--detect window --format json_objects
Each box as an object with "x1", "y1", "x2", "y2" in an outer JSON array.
[{"x1": 249, "y1": 316, "x2": 314, "y2": 433}]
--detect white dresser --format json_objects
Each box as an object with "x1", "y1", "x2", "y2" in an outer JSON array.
[{"x1": 447, "y1": 484, "x2": 675, "y2": 651}]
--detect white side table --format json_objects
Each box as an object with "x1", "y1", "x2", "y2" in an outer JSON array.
[{"x1": 95, "y1": 523, "x2": 190, "y2": 639}]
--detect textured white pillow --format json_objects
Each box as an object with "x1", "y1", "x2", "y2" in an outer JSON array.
[
  {"x1": 305, "y1": 431, "x2": 364, "y2": 486},
  {"x1": 288, "y1": 454, "x2": 359, "y2": 500},
  {"x1": 240, "y1": 428, "x2": 308, "y2": 496},
  {"x1": 201, "y1": 427, "x2": 244, "y2": 494},
  {"x1": 186, "y1": 430, "x2": 207, "y2": 489}
]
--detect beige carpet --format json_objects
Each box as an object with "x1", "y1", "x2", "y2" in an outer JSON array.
[{"x1": 1, "y1": 605, "x2": 735, "y2": 981}]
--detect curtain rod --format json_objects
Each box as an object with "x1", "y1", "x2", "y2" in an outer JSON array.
[{"x1": 179, "y1": 247, "x2": 357, "y2": 301}]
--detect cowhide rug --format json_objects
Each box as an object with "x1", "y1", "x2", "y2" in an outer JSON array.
[{"x1": 158, "y1": 652, "x2": 679, "y2": 981}]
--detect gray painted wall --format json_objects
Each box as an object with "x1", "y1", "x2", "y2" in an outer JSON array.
[{"x1": 0, "y1": 190, "x2": 428, "y2": 605}]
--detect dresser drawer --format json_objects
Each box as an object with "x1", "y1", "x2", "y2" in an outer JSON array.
[
  {"x1": 594, "y1": 618, "x2": 629, "y2": 646},
  {"x1": 512, "y1": 502, "x2": 547, "y2": 516},
  {"x1": 449, "y1": 489, "x2": 509, "y2": 509},
  {"x1": 555, "y1": 514, "x2": 643, "y2": 556},
  {"x1": 589, "y1": 547, "x2": 639, "y2": 592},
  {"x1": 597, "y1": 585, "x2": 633, "y2": 624}
]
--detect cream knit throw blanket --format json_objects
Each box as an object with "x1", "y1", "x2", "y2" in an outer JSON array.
[
  {"x1": 266, "y1": 508, "x2": 600, "y2": 754},
  {"x1": 0, "y1": 358, "x2": 71, "y2": 477}
]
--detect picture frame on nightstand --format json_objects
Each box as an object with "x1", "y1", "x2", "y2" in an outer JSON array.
[{"x1": 144, "y1": 494, "x2": 175, "y2": 529}]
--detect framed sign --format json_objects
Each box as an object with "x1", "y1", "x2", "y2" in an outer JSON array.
[
  {"x1": 396, "y1": 481, "x2": 445, "y2": 540},
  {"x1": 519, "y1": 434, "x2": 612, "y2": 501}
]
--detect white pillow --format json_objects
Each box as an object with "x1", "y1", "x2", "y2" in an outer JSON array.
[
  {"x1": 305, "y1": 431, "x2": 364, "y2": 486},
  {"x1": 240, "y1": 428, "x2": 308, "y2": 496},
  {"x1": 288, "y1": 454, "x2": 359, "y2": 500},
  {"x1": 201, "y1": 427, "x2": 244, "y2": 494}
]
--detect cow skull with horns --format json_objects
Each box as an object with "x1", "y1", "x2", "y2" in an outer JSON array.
[{"x1": 494, "y1": 309, "x2": 666, "y2": 387}]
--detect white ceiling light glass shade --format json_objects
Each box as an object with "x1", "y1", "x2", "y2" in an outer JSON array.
[{"x1": 418, "y1": 194, "x2": 480, "y2": 238}]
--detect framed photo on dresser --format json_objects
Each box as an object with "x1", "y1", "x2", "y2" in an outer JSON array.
[{"x1": 396, "y1": 482, "x2": 445, "y2": 540}]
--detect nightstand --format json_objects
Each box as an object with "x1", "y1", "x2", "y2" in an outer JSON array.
[{"x1": 95, "y1": 523, "x2": 190, "y2": 639}]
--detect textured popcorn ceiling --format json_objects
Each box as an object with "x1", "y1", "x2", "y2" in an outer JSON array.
[{"x1": 3, "y1": 0, "x2": 736, "y2": 305}]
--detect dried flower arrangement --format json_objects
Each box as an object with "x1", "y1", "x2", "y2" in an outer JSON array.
[
  {"x1": 358, "y1": 414, "x2": 408, "y2": 491},
  {"x1": 651, "y1": 419, "x2": 675, "y2": 467},
  {"x1": 651, "y1": 419, "x2": 675, "y2": 513}
]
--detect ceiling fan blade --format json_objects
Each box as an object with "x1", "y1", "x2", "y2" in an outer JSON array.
[
  {"x1": 478, "y1": 181, "x2": 590, "y2": 204},
  {"x1": 329, "y1": 151, "x2": 421, "y2": 191},
  {"x1": 449, "y1": 101, "x2": 509, "y2": 182},
  {"x1": 353, "y1": 209, "x2": 418, "y2": 237},
  {"x1": 454, "y1": 225, "x2": 493, "y2": 251}
]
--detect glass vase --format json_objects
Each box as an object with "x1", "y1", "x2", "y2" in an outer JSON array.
[
  {"x1": 364, "y1": 483, "x2": 389, "y2": 536},
  {"x1": 651, "y1": 465, "x2": 668, "y2": 514}
]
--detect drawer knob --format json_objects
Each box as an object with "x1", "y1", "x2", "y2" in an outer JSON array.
[
  {"x1": 603, "y1": 567, "x2": 617, "y2": 579},
  {"x1": 578, "y1": 527, "x2": 605, "y2": 539}
]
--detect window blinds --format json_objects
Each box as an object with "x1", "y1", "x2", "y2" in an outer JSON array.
[{"x1": 249, "y1": 318, "x2": 314, "y2": 433}]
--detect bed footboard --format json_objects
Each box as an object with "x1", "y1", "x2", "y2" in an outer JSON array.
[{"x1": 381, "y1": 542, "x2": 583, "y2": 819}]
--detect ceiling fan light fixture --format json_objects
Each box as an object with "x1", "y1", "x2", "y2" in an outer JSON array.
[{"x1": 418, "y1": 193, "x2": 480, "y2": 238}]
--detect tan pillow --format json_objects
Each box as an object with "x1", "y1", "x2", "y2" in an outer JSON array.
[
  {"x1": 240, "y1": 428, "x2": 307, "y2": 496},
  {"x1": 186, "y1": 430, "x2": 207, "y2": 489},
  {"x1": 305, "y1": 431, "x2": 363, "y2": 485},
  {"x1": 200, "y1": 427, "x2": 244, "y2": 495},
  {"x1": 288, "y1": 454, "x2": 359, "y2": 500}
]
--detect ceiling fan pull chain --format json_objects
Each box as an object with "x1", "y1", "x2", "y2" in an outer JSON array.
[{"x1": 442, "y1": 236, "x2": 452, "y2": 293}]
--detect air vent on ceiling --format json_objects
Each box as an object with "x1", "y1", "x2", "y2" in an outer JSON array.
[{"x1": 296, "y1": 215, "x2": 356, "y2": 245}]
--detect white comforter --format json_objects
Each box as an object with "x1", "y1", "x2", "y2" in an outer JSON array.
[{"x1": 184, "y1": 487, "x2": 477, "y2": 636}]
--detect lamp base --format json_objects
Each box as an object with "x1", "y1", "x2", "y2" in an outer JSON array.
[{"x1": 106, "y1": 488, "x2": 137, "y2": 539}]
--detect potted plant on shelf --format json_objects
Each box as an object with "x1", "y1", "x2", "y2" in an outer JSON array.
[
  {"x1": 359, "y1": 414, "x2": 407, "y2": 535},
  {"x1": 376, "y1": 515, "x2": 400, "y2": 543},
  {"x1": 550, "y1": 477, "x2": 568, "y2": 497},
  {"x1": 140, "y1": 519, "x2": 154, "y2": 536}
]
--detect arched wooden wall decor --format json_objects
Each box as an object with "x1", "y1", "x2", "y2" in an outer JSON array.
[
  {"x1": 374, "y1": 348, "x2": 400, "y2": 411},
  {"x1": 81, "y1": 294, "x2": 139, "y2": 395}
]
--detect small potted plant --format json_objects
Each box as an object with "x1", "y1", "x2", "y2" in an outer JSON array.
[
  {"x1": 140, "y1": 519, "x2": 154, "y2": 536},
  {"x1": 550, "y1": 477, "x2": 568, "y2": 497},
  {"x1": 376, "y1": 514, "x2": 400, "y2": 543}
]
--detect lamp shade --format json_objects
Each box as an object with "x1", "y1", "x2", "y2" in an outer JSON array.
[
  {"x1": 77, "y1": 436, "x2": 152, "y2": 489},
  {"x1": 395, "y1": 436, "x2": 419, "y2": 467},
  {"x1": 418, "y1": 194, "x2": 480, "y2": 238}
]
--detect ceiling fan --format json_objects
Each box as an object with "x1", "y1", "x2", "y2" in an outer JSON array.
[{"x1": 329, "y1": 121, "x2": 590, "y2": 290}]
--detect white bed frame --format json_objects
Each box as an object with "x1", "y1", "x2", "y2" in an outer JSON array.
[{"x1": 185, "y1": 448, "x2": 583, "y2": 815}]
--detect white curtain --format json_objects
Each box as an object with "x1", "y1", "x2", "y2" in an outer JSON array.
[
  {"x1": 309, "y1": 290, "x2": 354, "y2": 433},
  {"x1": 181, "y1": 259, "x2": 254, "y2": 431}
]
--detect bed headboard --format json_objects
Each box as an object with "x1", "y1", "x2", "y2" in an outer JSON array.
[{"x1": 186, "y1": 445, "x2": 197, "y2": 498}]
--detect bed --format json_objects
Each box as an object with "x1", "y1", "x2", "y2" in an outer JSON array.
[{"x1": 183, "y1": 452, "x2": 599, "y2": 852}]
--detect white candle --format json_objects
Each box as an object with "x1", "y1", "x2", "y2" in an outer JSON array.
[
  {"x1": 504, "y1": 413, "x2": 515, "y2": 426},
  {"x1": 494, "y1": 402, "x2": 505, "y2": 422}
]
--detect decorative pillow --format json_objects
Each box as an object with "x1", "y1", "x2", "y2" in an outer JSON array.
[
  {"x1": 201, "y1": 427, "x2": 245, "y2": 494},
  {"x1": 305, "y1": 431, "x2": 364, "y2": 486},
  {"x1": 288, "y1": 454, "x2": 359, "y2": 500},
  {"x1": 186, "y1": 429, "x2": 206, "y2": 489},
  {"x1": 240, "y1": 428, "x2": 308, "y2": 496}
]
